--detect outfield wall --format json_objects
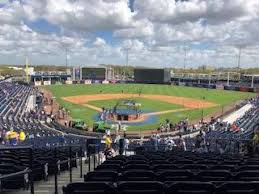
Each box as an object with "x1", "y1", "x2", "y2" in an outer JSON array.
[
  {"x1": 40, "y1": 77, "x2": 258, "y2": 93},
  {"x1": 173, "y1": 81, "x2": 257, "y2": 93}
]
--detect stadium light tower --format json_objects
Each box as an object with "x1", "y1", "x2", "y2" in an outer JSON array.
[
  {"x1": 122, "y1": 47, "x2": 130, "y2": 80},
  {"x1": 65, "y1": 48, "x2": 68, "y2": 67},
  {"x1": 183, "y1": 44, "x2": 187, "y2": 72},
  {"x1": 237, "y1": 46, "x2": 242, "y2": 70},
  {"x1": 25, "y1": 56, "x2": 30, "y2": 83},
  {"x1": 56, "y1": 41, "x2": 69, "y2": 68}
]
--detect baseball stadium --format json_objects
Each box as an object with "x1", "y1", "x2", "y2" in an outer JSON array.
[
  {"x1": 1, "y1": 65, "x2": 259, "y2": 193},
  {"x1": 2, "y1": 1, "x2": 259, "y2": 194}
]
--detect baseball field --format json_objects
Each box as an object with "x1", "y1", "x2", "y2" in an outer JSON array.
[{"x1": 45, "y1": 84, "x2": 255, "y2": 131}]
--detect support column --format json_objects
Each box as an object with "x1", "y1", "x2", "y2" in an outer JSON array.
[
  {"x1": 80, "y1": 67, "x2": 82, "y2": 81},
  {"x1": 227, "y1": 72, "x2": 230, "y2": 86},
  {"x1": 251, "y1": 75, "x2": 254, "y2": 88}
]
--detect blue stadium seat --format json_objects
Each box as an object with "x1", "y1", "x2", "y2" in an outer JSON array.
[
  {"x1": 119, "y1": 170, "x2": 156, "y2": 181},
  {"x1": 84, "y1": 171, "x2": 118, "y2": 182},
  {"x1": 196, "y1": 170, "x2": 232, "y2": 181},
  {"x1": 166, "y1": 182, "x2": 215, "y2": 194},
  {"x1": 63, "y1": 182, "x2": 115, "y2": 194},
  {"x1": 117, "y1": 181, "x2": 164, "y2": 194},
  {"x1": 216, "y1": 182, "x2": 259, "y2": 194},
  {"x1": 157, "y1": 170, "x2": 194, "y2": 181}
]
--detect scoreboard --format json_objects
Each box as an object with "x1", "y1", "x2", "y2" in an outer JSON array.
[
  {"x1": 134, "y1": 68, "x2": 171, "y2": 84},
  {"x1": 81, "y1": 68, "x2": 106, "y2": 80}
]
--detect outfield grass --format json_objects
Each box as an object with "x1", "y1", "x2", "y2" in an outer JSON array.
[{"x1": 45, "y1": 84, "x2": 255, "y2": 131}]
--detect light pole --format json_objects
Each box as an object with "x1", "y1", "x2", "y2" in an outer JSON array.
[
  {"x1": 237, "y1": 46, "x2": 242, "y2": 71},
  {"x1": 124, "y1": 48, "x2": 129, "y2": 80},
  {"x1": 65, "y1": 48, "x2": 68, "y2": 68},
  {"x1": 183, "y1": 44, "x2": 187, "y2": 72}
]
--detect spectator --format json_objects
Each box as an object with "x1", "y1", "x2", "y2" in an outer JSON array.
[
  {"x1": 165, "y1": 137, "x2": 176, "y2": 151},
  {"x1": 59, "y1": 134, "x2": 65, "y2": 145},
  {"x1": 104, "y1": 147, "x2": 115, "y2": 159},
  {"x1": 105, "y1": 135, "x2": 112, "y2": 149},
  {"x1": 19, "y1": 130, "x2": 26, "y2": 142},
  {"x1": 28, "y1": 133, "x2": 35, "y2": 139},
  {"x1": 124, "y1": 132, "x2": 129, "y2": 150},
  {"x1": 253, "y1": 125, "x2": 259, "y2": 152},
  {"x1": 0, "y1": 130, "x2": 4, "y2": 144},
  {"x1": 195, "y1": 131, "x2": 203, "y2": 150},
  {"x1": 178, "y1": 135, "x2": 186, "y2": 151},
  {"x1": 253, "y1": 126, "x2": 259, "y2": 142},
  {"x1": 114, "y1": 134, "x2": 121, "y2": 152},
  {"x1": 7, "y1": 129, "x2": 18, "y2": 146}
]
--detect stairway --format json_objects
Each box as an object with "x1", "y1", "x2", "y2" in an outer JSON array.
[{"x1": 2, "y1": 157, "x2": 96, "y2": 194}]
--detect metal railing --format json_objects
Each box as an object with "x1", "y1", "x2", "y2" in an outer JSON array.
[
  {"x1": 52, "y1": 145, "x2": 84, "y2": 194},
  {"x1": 0, "y1": 145, "x2": 86, "y2": 194},
  {"x1": 0, "y1": 146, "x2": 34, "y2": 194}
]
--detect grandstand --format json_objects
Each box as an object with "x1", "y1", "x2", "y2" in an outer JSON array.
[{"x1": 0, "y1": 78, "x2": 259, "y2": 194}]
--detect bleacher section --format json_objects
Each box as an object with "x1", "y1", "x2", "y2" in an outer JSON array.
[
  {"x1": 0, "y1": 82, "x2": 87, "y2": 147},
  {"x1": 64, "y1": 151, "x2": 259, "y2": 194}
]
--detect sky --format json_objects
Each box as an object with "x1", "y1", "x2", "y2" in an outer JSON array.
[{"x1": 0, "y1": 0, "x2": 259, "y2": 68}]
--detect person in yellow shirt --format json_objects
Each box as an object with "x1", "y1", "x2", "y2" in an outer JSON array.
[
  {"x1": 7, "y1": 129, "x2": 18, "y2": 146},
  {"x1": 253, "y1": 133, "x2": 259, "y2": 142},
  {"x1": 105, "y1": 135, "x2": 112, "y2": 149},
  {"x1": 19, "y1": 130, "x2": 26, "y2": 142},
  {"x1": 252, "y1": 125, "x2": 259, "y2": 153}
]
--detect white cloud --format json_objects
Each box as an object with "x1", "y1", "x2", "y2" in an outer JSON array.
[
  {"x1": 0, "y1": 0, "x2": 259, "y2": 68},
  {"x1": 22, "y1": 0, "x2": 135, "y2": 31},
  {"x1": 93, "y1": 37, "x2": 106, "y2": 47},
  {"x1": 134, "y1": 0, "x2": 259, "y2": 25},
  {"x1": 114, "y1": 19, "x2": 154, "y2": 38}
]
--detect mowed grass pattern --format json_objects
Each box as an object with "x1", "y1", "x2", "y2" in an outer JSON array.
[{"x1": 45, "y1": 84, "x2": 255, "y2": 131}]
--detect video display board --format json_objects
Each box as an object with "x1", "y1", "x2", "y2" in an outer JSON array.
[
  {"x1": 81, "y1": 68, "x2": 106, "y2": 80},
  {"x1": 134, "y1": 68, "x2": 170, "y2": 83}
]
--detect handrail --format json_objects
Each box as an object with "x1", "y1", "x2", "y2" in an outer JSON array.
[
  {"x1": 0, "y1": 146, "x2": 32, "y2": 150},
  {"x1": 207, "y1": 138, "x2": 253, "y2": 142},
  {"x1": 0, "y1": 168, "x2": 31, "y2": 180},
  {"x1": 53, "y1": 145, "x2": 84, "y2": 194},
  {"x1": 0, "y1": 146, "x2": 34, "y2": 194}
]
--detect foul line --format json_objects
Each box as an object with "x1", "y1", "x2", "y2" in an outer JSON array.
[
  {"x1": 83, "y1": 104, "x2": 103, "y2": 112},
  {"x1": 143, "y1": 108, "x2": 192, "y2": 116}
]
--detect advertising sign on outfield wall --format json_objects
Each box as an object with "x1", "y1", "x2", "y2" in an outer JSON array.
[
  {"x1": 240, "y1": 87, "x2": 249, "y2": 92},
  {"x1": 34, "y1": 81, "x2": 42, "y2": 86},
  {"x1": 216, "y1": 84, "x2": 224, "y2": 90},
  {"x1": 102, "y1": 80, "x2": 109, "y2": 84},
  {"x1": 84, "y1": 80, "x2": 92, "y2": 85},
  {"x1": 93, "y1": 80, "x2": 101, "y2": 84},
  {"x1": 65, "y1": 80, "x2": 72, "y2": 85},
  {"x1": 43, "y1": 81, "x2": 51, "y2": 85}
]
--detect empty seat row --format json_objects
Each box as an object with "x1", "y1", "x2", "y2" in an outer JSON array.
[
  {"x1": 98, "y1": 162, "x2": 259, "y2": 172},
  {"x1": 63, "y1": 181, "x2": 259, "y2": 194},
  {"x1": 84, "y1": 169, "x2": 259, "y2": 182}
]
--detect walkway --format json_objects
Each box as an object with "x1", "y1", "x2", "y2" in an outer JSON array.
[{"x1": 223, "y1": 103, "x2": 252, "y2": 124}]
